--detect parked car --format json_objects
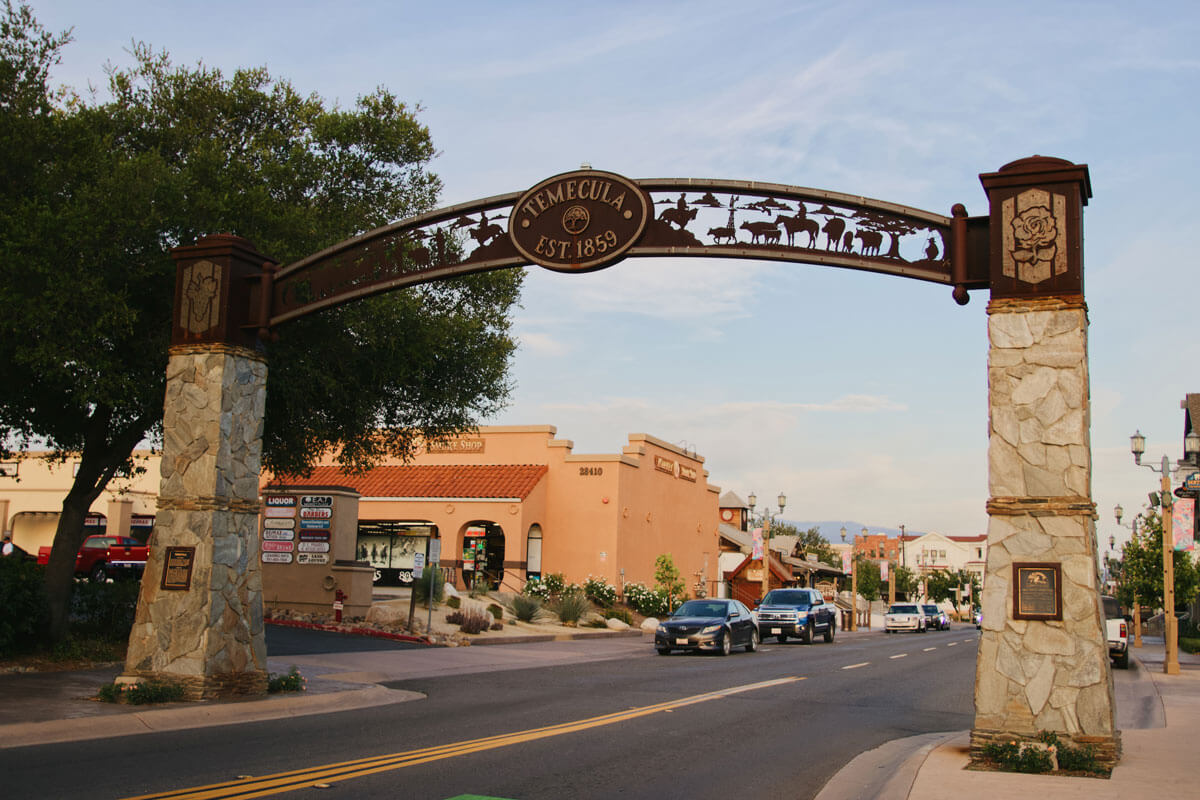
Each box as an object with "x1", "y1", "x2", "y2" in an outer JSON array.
[
  {"x1": 922, "y1": 604, "x2": 950, "y2": 631},
  {"x1": 36, "y1": 534, "x2": 149, "y2": 582},
  {"x1": 655, "y1": 598, "x2": 759, "y2": 656},
  {"x1": 1102, "y1": 595, "x2": 1129, "y2": 669},
  {"x1": 755, "y1": 587, "x2": 837, "y2": 644},
  {"x1": 973, "y1": 607, "x2": 982, "y2": 628},
  {"x1": 885, "y1": 603, "x2": 926, "y2": 633}
]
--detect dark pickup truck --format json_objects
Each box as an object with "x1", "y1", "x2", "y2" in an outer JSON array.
[
  {"x1": 756, "y1": 587, "x2": 837, "y2": 643},
  {"x1": 37, "y1": 534, "x2": 149, "y2": 582}
]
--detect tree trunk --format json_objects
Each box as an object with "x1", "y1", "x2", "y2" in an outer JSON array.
[{"x1": 43, "y1": 490, "x2": 96, "y2": 643}]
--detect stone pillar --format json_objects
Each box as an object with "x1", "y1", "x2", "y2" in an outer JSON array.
[
  {"x1": 121, "y1": 235, "x2": 273, "y2": 700},
  {"x1": 971, "y1": 158, "x2": 1119, "y2": 768}
]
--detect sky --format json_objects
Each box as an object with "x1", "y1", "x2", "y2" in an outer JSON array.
[{"x1": 28, "y1": 1, "x2": 1200, "y2": 548}]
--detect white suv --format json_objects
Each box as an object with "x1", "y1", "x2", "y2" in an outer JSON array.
[
  {"x1": 885, "y1": 603, "x2": 926, "y2": 633},
  {"x1": 1102, "y1": 595, "x2": 1129, "y2": 669}
]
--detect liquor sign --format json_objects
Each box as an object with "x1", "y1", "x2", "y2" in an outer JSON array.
[
  {"x1": 262, "y1": 540, "x2": 295, "y2": 553},
  {"x1": 1173, "y1": 497, "x2": 1195, "y2": 551},
  {"x1": 262, "y1": 552, "x2": 293, "y2": 564},
  {"x1": 297, "y1": 553, "x2": 329, "y2": 565},
  {"x1": 265, "y1": 495, "x2": 296, "y2": 507}
]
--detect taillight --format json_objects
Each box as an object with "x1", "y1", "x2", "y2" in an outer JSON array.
[{"x1": 1119, "y1": 622, "x2": 1127, "y2": 637}]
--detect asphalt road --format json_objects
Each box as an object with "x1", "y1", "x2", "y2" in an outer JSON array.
[{"x1": 1, "y1": 627, "x2": 980, "y2": 800}]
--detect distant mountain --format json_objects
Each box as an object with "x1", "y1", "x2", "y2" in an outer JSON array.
[{"x1": 780, "y1": 521, "x2": 925, "y2": 543}]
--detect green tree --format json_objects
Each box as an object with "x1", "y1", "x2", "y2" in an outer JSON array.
[
  {"x1": 654, "y1": 554, "x2": 686, "y2": 612},
  {"x1": 1114, "y1": 509, "x2": 1200, "y2": 616},
  {"x1": 0, "y1": 4, "x2": 523, "y2": 642},
  {"x1": 922, "y1": 569, "x2": 980, "y2": 604},
  {"x1": 884, "y1": 565, "x2": 917, "y2": 601},
  {"x1": 853, "y1": 556, "x2": 881, "y2": 602}
]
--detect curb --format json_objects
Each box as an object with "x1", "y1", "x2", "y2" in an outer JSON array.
[
  {"x1": 266, "y1": 618, "x2": 432, "y2": 644},
  {"x1": 0, "y1": 683, "x2": 422, "y2": 750}
]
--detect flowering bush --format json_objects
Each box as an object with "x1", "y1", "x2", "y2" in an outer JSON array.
[
  {"x1": 522, "y1": 577, "x2": 551, "y2": 599},
  {"x1": 623, "y1": 582, "x2": 671, "y2": 617},
  {"x1": 542, "y1": 572, "x2": 566, "y2": 596},
  {"x1": 583, "y1": 576, "x2": 618, "y2": 607}
]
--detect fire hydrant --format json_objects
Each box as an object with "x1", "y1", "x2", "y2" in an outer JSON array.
[{"x1": 334, "y1": 589, "x2": 345, "y2": 623}]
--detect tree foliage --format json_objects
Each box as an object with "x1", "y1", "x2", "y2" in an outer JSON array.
[
  {"x1": 852, "y1": 556, "x2": 881, "y2": 602},
  {"x1": 1112, "y1": 509, "x2": 1200, "y2": 613},
  {"x1": 654, "y1": 554, "x2": 686, "y2": 612},
  {"x1": 0, "y1": 4, "x2": 523, "y2": 641},
  {"x1": 923, "y1": 569, "x2": 981, "y2": 605}
]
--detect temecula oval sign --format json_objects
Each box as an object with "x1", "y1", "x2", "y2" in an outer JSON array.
[{"x1": 508, "y1": 169, "x2": 650, "y2": 272}]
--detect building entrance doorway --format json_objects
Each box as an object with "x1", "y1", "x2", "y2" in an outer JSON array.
[{"x1": 463, "y1": 522, "x2": 505, "y2": 591}]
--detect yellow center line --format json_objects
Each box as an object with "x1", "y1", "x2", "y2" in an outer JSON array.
[{"x1": 123, "y1": 676, "x2": 804, "y2": 800}]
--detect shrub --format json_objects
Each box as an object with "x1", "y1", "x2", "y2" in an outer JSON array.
[
  {"x1": 542, "y1": 572, "x2": 566, "y2": 597},
  {"x1": 506, "y1": 594, "x2": 546, "y2": 623},
  {"x1": 1038, "y1": 731, "x2": 1103, "y2": 774},
  {"x1": 980, "y1": 740, "x2": 1053, "y2": 774},
  {"x1": 446, "y1": 595, "x2": 461, "y2": 609},
  {"x1": 0, "y1": 557, "x2": 47, "y2": 656},
  {"x1": 487, "y1": 603, "x2": 503, "y2": 620},
  {"x1": 654, "y1": 554, "x2": 686, "y2": 611},
  {"x1": 97, "y1": 679, "x2": 187, "y2": 705},
  {"x1": 549, "y1": 590, "x2": 591, "y2": 625},
  {"x1": 583, "y1": 576, "x2": 617, "y2": 607},
  {"x1": 70, "y1": 577, "x2": 141, "y2": 640},
  {"x1": 583, "y1": 617, "x2": 609, "y2": 628},
  {"x1": 624, "y1": 582, "x2": 670, "y2": 617},
  {"x1": 522, "y1": 578, "x2": 550, "y2": 600},
  {"x1": 490, "y1": 621, "x2": 504, "y2": 631},
  {"x1": 413, "y1": 566, "x2": 445, "y2": 605},
  {"x1": 469, "y1": 577, "x2": 492, "y2": 598},
  {"x1": 456, "y1": 607, "x2": 492, "y2": 634},
  {"x1": 268, "y1": 666, "x2": 306, "y2": 693}
]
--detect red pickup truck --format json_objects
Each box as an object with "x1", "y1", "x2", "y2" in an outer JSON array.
[{"x1": 37, "y1": 535, "x2": 150, "y2": 582}]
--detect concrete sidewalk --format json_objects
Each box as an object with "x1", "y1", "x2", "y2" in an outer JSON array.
[{"x1": 819, "y1": 637, "x2": 1200, "y2": 799}]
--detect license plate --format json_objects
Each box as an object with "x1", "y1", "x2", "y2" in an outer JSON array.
[
  {"x1": 771, "y1": 627, "x2": 782, "y2": 634},
  {"x1": 675, "y1": 637, "x2": 689, "y2": 645}
]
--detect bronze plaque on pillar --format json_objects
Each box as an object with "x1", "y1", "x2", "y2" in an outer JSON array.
[
  {"x1": 1012, "y1": 562, "x2": 1062, "y2": 620},
  {"x1": 161, "y1": 546, "x2": 196, "y2": 591}
]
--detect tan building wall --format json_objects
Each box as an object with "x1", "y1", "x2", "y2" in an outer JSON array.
[{"x1": 0, "y1": 451, "x2": 160, "y2": 553}]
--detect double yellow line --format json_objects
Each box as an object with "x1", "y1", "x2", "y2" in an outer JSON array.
[{"x1": 125, "y1": 676, "x2": 803, "y2": 800}]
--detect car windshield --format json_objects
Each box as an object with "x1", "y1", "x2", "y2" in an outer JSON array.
[
  {"x1": 673, "y1": 601, "x2": 728, "y2": 618},
  {"x1": 763, "y1": 590, "x2": 811, "y2": 607},
  {"x1": 889, "y1": 605, "x2": 920, "y2": 614},
  {"x1": 923, "y1": 606, "x2": 938, "y2": 613}
]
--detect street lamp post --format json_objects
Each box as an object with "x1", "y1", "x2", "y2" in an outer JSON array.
[
  {"x1": 898, "y1": 523, "x2": 906, "y2": 599},
  {"x1": 841, "y1": 526, "x2": 856, "y2": 631},
  {"x1": 860, "y1": 526, "x2": 869, "y2": 629},
  {"x1": 1114, "y1": 503, "x2": 1142, "y2": 647},
  {"x1": 1130, "y1": 428, "x2": 1200, "y2": 675},
  {"x1": 749, "y1": 492, "x2": 786, "y2": 605}
]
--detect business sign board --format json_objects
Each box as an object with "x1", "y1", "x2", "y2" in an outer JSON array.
[
  {"x1": 261, "y1": 540, "x2": 295, "y2": 553},
  {"x1": 264, "y1": 518, "x2": 296, "y2": 530},
  {"x1": 300, "y1": 519, "x2": 331, "y2": 530},
  {"x1": 265, "y1": 506, "x2": 297, "y2": 518},
  {"x1": 299, "y1": 530, "x2": 331, "y2": 541},
  {"x1": 301, "y1": 495, "x2": 333, "y2": 507},
  {"x1": 262, "y1": 529, "x2": 295, "y2": 541},
  {"x1": 298, "y1": 541, "x2": 330, "y2": 553},
  {"x1": 262, "y1": 552, "x2": 293, "y2": 564},
  {"x1": 300, "y1": 507, "x2": 332, "y2": 520},
  {"x1": 265, "y1": 495, "x2": 296, "y2": 507},
  {"x1": 297, "y1": 553, "x2": 329, "y2": 565}
]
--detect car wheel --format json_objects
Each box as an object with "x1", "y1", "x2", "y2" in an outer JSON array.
[
  {"x1": 89, "y1": 562, "x2": 107, "y2": 583},
  {"x1": 745, "y1": 628, "x2": 758, "y2": 653},
  {"x1": 824, "y1": 620, "x2": 835, "y2": 643},
  {"x1": 719, "y1": 631, "x2": 731, "y2": 656},
  {"x1": 801, "y1": 621, "x2": 814, "y2": 644},
  {"x1": 919, "y1": 621, "x2": 926, "y2": 633},
  {"x1": 657, "y1": 647, "x2": 671, "y2": 656}
]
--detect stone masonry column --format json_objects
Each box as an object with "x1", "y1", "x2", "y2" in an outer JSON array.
[
  {"x1": 121, "y1": 235, "x2": 273, "y2": 700},
  {"x1": 970, "y1": 158, "x2": 1119, "y2": 768}
]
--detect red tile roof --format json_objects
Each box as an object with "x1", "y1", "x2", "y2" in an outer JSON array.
[{"x1": 269, "y1": 464, "x2": 548, "y2": 500}]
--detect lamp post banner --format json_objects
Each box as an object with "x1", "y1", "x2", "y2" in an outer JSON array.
[
  {"x1": 751, "y1": 527, "x2": 764, "y2": 560},
  {"x1": 1173, "y1": 498, "x2": 1194, "y2": 551}
]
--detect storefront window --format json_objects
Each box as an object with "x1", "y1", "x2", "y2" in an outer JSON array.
[{"x1": 356, "y1": 520, "x2": 434, "y2": 586}]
